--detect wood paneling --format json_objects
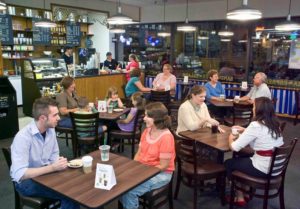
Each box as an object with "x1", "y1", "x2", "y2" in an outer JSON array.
[{"x1": 74, "y1": 74, "x2": 127, "y2": 102}]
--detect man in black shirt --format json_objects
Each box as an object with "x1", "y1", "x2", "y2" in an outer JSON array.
[{"x1": 103, "y1": 52, "x2": 119, "y2": 70}]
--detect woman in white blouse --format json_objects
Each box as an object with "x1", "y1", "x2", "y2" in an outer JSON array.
[
  {"x1": 176, "y1": 85, "x2": 222, "y2": 134},
  {"x1": 152, "y1": 64, "x2": 176, "y2": 92},
  {"x1": 225, "y1": 97, "x2": 283, "y2": 206}
]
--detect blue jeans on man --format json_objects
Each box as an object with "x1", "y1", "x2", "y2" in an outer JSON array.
[{"x1": 15, "y1": 179, "x2": 80, "y2": 209}]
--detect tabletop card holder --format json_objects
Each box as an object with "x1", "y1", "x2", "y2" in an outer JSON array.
[
  {"x1": 183, "y1": 76, "x2": 189, "y2": 83},
  {"x1": 241, "y1": 81, "x2": 248, "y2": 89},
  {"x1": 94, "y1": 163, "x2": 116, "y2": 190},
  {"x1": 98, "y1": 100, "x2": 107, "y2": 112}
]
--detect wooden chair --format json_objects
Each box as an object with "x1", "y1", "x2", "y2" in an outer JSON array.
[
  {"x1": 150, "y1": 90, "x2": 171, "y2": 108},
  {"x1": 229, "y1": 138, "x2": 298, "y2": 209},
  {"x1": 55, "y1": 126, "x2": 76, "y2": 158},
  {"x1": 2, "y1": 148, "x2": 60, "y2": 209},
  {"x1": 139, "y1": 175, "x2": 174, "y2": 209},
  {"x1": 294, "y1": 91, "x2": 300, "y2": 125},
  {"x1": 174, "y1": 137, "x2": 226, "y2": 209},
  {"x1": 108, "y1": 110, "x2": 144, "y2": 159},
  {"x1": 224, "y1": 102, "x2": 253, "y2": 127},
  {"x1": 70, "y1": 112, "x2": 102, "y2": 157}
]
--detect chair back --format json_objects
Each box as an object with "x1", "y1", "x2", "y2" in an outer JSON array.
[
  {"x1": 232, "y1": 102, "x2": 253, "y2": 127},
  {"x1": 268, "y1": 139, "x2": 298, "y2": 179},
  {"x1": 70, "y1": 112, "x2": 100, "y2": 142},
  {"x1": 150, "y1": 90, "x2": 171, "y2": 108},
  {"x1": 2, "y1": 147, "x2": 12, "y2": 168}
]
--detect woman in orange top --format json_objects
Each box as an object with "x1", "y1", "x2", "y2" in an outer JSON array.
[
  {"x1": 120, "y1": 102, "x2": 175, "y2": 209},
  {"x1": 125, "y1": 53, "x2": 139, "y2": 81}
]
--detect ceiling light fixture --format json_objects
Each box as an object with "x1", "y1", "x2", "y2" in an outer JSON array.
[
  {"x1": 219, "y1": 0, "x2": 234, "y2": 37},
  {"x1": 226, "y1": 0, "x2": 262, "y2": 21},
  {"x1": 0, "y1": 1, "x2": 6, "y2": 10},
  {"x1": 158, "y1": 0, "x2": 171, "y2": 37},
  {"x1": 34, "y1": 0, "x2": 56, "y2": 28},
  {"x1": 221, "y1": 38, "x2": 231, "y2": 42},
  {"x1": 109, "y1": 27, "x2": 126, "y2": 34},
  {"x1": 107, "y1": 0, "x2": 134, "y2": 25},
  {"x1": 275, "y1": 0, "x2": 300, "y2": 31},
  {"x1": 177, "y1": 0, "x2": 196, "y2": 32}
]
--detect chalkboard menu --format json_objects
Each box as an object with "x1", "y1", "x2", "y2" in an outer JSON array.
[
  {"x1": 66, "y1": 22, "x2": 81, "y2": 46},
  {"x1": 0, "y1": 14, "x2": 13, "y2": 45},
  {"x1": 32, "y1": 18, "x2": 51, "y2": 45}
]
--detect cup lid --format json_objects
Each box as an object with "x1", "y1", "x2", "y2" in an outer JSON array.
[{"x1": 82, "y1": 155, "x2": 93, "y2": 162}]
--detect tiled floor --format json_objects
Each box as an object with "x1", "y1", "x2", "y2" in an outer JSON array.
[{"x1": 0, "y1": 109, "x2": 299, "y2": 209}]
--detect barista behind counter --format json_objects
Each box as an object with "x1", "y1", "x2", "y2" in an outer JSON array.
[{"x1": 103, "y1": 52, "x2": 121, "y2": 70}]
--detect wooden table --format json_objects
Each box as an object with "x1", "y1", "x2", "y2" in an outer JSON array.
[
  {"x1": 32, "y1": 152, "x2": 160, "y2": 209},
  {"x1": 209, "y1": 100, "x2": 249, "y2": 108},
  {"x1": 99, "y1": 108, "x2": 130, "y2": 120},
  {"x1": 179, "y1": 125, "x2": 232, "y2": 163}
]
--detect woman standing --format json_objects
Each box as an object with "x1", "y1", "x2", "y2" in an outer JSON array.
[
  {"x1": 176, "y1": 85, "x2": 222, "y2": 134},
  {"x1": 120, "y1": 102, "x2": 175, "y2": 209},
  {"x1": 56, "y1": 76, "x2": 79, "y2": 128},
  {"x1": 225, "y1": 97, "x2": 283, "y2": 206},
  {"x1": 204, "y1": 69, "x2": 225, "y2": 102},
  {"x1": 125, "y1": 54, "x2": 139, "y2": 81},
  {"x1": 152, "y1": 64, "x2": 176, "y2": 93}
]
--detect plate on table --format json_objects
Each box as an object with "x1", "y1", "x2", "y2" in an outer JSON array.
[
  {"x1": 225, "y1": 99, "x2": 233, "y2": 102},
  {"x1": 68, "y1": 159, "x2": 83, "y2": 168},
  {"x1": 113, "y1": 108, "x2": 124, "y2": 112}
]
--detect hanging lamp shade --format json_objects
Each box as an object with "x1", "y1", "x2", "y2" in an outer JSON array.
[
  {"x1": 157, "y1": 0, "x2": 170, "y2": 37},
  {"x1": 109, "y1": 27, "x2": 126, "y2": 34},
  {"x1": 0, "y1": 1, "x2": 6, "y2": 10},
  {"x1": 226, "y1": 0, "x2": 262, "y2": 21},
  {"x1": 34, "y1": 0, "x2": 56, "y2": 28},
  {"x1": 218, "y1": 25, "x2": 234, "y2": 36},
  {"x1": 275, "y1": 0, "x2": 300, "y2": 31},
  {"x1": 107, "y1": 0, "x2": 135, "y2": 25},
  {"x1": 177, "y1": 0, "x2": 196, "y2": 32}
]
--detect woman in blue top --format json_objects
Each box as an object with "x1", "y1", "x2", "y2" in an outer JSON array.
[
  {"x1": 125, "y1": 68, "x2": 151, "y2": 97},
  {"x1": 204, "y1": 69, "x2": 225, "y2": 102}
]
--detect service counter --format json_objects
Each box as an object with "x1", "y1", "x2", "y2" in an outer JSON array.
[{"x1": 145, "y1": 76, "x2": 298, "y2": 116}]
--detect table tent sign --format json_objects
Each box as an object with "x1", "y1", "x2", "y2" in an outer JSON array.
[
  {"x1": 183, "y1": 76, "x2": 189, "y2": 83},
  {"x1": 241, "y1": 81, "x2": 248, "y2": 89},
  {"x1": 98, "y1": 100, "x2": 107, "y2": 112},
  {"x1": 94, "y1": 163, "x2": 116, "y2": 190}
]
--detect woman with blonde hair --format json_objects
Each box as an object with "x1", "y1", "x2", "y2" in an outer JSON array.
[{"x1": 152, "y1": 64, "x2": 177, "y2": 93}]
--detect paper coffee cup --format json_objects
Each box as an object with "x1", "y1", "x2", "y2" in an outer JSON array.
[
  {"x1": 82, "y1": 155, "x2": 93, "y2": 174},
  {"x1": 232, "y1": 128, "x2": 239, "y2": 135}
]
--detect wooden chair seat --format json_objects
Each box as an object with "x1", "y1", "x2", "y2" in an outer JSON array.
[
  {"x1": 109, "y1": 129, "x2": 141, "y2": 138},
  {"x1": 224, "y1": 117, "x2": 251, "y2": 127},
  {"x1": 182, "y1": 161, "x2": 225, "y2": 178}
]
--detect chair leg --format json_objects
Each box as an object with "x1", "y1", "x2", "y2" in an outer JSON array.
[
  {"x1": 14, "y1": 191, "x2": 21, "y2": 209},
  {"x1": 65, "y1": 133, "x2": 69, "y2": 147},
  {"x1": 131, "y1": 138, "x2": 135, "y2": 159},
  {"x1": 279, "y1": 186, "x2": 286, "y2": 209},
  {"x1": 229, "y1": 179, "x2": 235, "y2": 209},
  {"x1": 118, "y1": 200, "x2": 124, "y2": 209},
  {"x1": 193, "y1": 183, "x2": 198, "y2": 209},
  {"x1": 219, "y1": 174, "x2": 226, "y2": 206},
  {"x1": 174, "y1": 168, "x2": 181, "y2": 199},
  {"x1": 169, "y1": 182, "x2": 174, "y2": 209},
  {"x1": 263, "y1": 186, "x2": 269, "y2": 209}
]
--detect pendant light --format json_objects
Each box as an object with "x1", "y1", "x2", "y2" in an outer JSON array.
[
  {"x1": 275, "y1": 0, "x2": 300, "y2": 31},
  {"x1": 226, "y1": 0, "x2": 262, "y2": 21},
  {"x1": 219, "y1": 0, "x2": 234, "y2": 37},
  {"x1": 34, "y1": 0, "x2": 56, "y2": 28},
  {"x1": 177, "y1": 0, "x2": 196, "y2": 32},
  {"x1": 157, "y1": 0, "x2": 170, "y2": 37},
  {"x1": 109, "y1": 26, "x2": 125, "y2": 34},
  {"x1": 0, "y1": 1, "x2": 7, "y2": 10},
  {"x1": 107, "y1": 0, "x2": 134, "y2": 25}
]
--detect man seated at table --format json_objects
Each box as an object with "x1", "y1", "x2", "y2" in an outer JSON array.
[
  {"x1": 240, "y1": 72, "x2": 271, "y2": 104},
  {"x1": 10, "y1": 97, "x2": 79, "y2": 209}
]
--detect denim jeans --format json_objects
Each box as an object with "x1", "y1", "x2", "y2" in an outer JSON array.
[
  {"x1": 120, "y1": 172, "x2": 172, "y2": 209},
  {"x1": 15, "y1": 179, "x2": 80, "y2": 209},
  {"x1": 58, "y1": 117, "x2": 72, "y2": 128}
]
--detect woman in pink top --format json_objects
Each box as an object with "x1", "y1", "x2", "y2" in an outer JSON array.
[
  {"x1": 120, "y1": 102, "x2": 175, "y2": 209},
  {"x1": 152, "y1": 64, "x2": 177, "y2": 92},
  {"x1": 125, "y1": 54, "x2": 139, "y2": 81}
]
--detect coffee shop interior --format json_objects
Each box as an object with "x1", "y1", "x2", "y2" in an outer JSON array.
[{"x1": 0, "y1": 0, "x2": 300, "y2": 208}]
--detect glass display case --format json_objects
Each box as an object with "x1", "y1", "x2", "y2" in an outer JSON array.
[
  {"x1": 23, "y1": 58, "x2": 68, "y2": 80},
  {"x1": 21, "y1": 58, "x2": 68, "y2": 116}
]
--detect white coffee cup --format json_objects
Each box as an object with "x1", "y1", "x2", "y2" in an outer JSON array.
[
  {"x1": 234, "y1": 96, "x2": 240, "y2": 103},
  {"x1": 232, "y1": 128, "x2": 239, "y2": 135},
  {"x1": 82, "y1": 155, "x2": 93, "y2": 174},
  {"x1": 88, "y1": 102, "x2": 94, "y2": 108}
]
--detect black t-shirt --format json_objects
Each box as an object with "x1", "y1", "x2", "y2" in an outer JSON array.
[
  {"x1": 62, "y1": 54, "x2": 73, "y2": 65},
  {"x1": 103, "y1": 59, "x2": 118, "y2": 70}
]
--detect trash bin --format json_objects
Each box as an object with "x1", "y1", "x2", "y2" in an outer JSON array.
[{"x1": 0, "y1": 77, "x2": 19, "y2": 139}]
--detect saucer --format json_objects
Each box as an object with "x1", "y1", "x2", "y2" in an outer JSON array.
[{"x1": 68, "y1": 159, "x2": 83, "y2": 168}]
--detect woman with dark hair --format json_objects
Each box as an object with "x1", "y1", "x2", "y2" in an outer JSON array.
[
  {"x1": 56, "y1": 76, "x2": 79, "y2": 128},
  {"x1": 120, "y1": 102, "x2": 175, "y2": 209},
  {"x1": 225, "y1": 97, "x2": 284, "y2": 206},
  {"x1": 125, "y1": 68, "x2": 151, "y2": 97},
  {"x1": 176, "y1": 85, "x2": 222, "y2": 134}
]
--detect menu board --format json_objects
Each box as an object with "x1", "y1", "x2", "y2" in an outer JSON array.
[
  {"x1": 32, "y1": 18, "x2": 51, "y2": 45},
  {"x1": 66, "y1": 22, "x2": 81, "y2": 46},
  {"x1": 0, "y1": 14, "x2": 13, "y2": 45},
  {"x1": 289, "y1": 39, "x2": 300, "y2": 69}
]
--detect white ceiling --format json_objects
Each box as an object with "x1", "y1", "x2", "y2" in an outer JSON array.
[{"x1": 102, "y1": 0, "x2": 223, "y2": 7}]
